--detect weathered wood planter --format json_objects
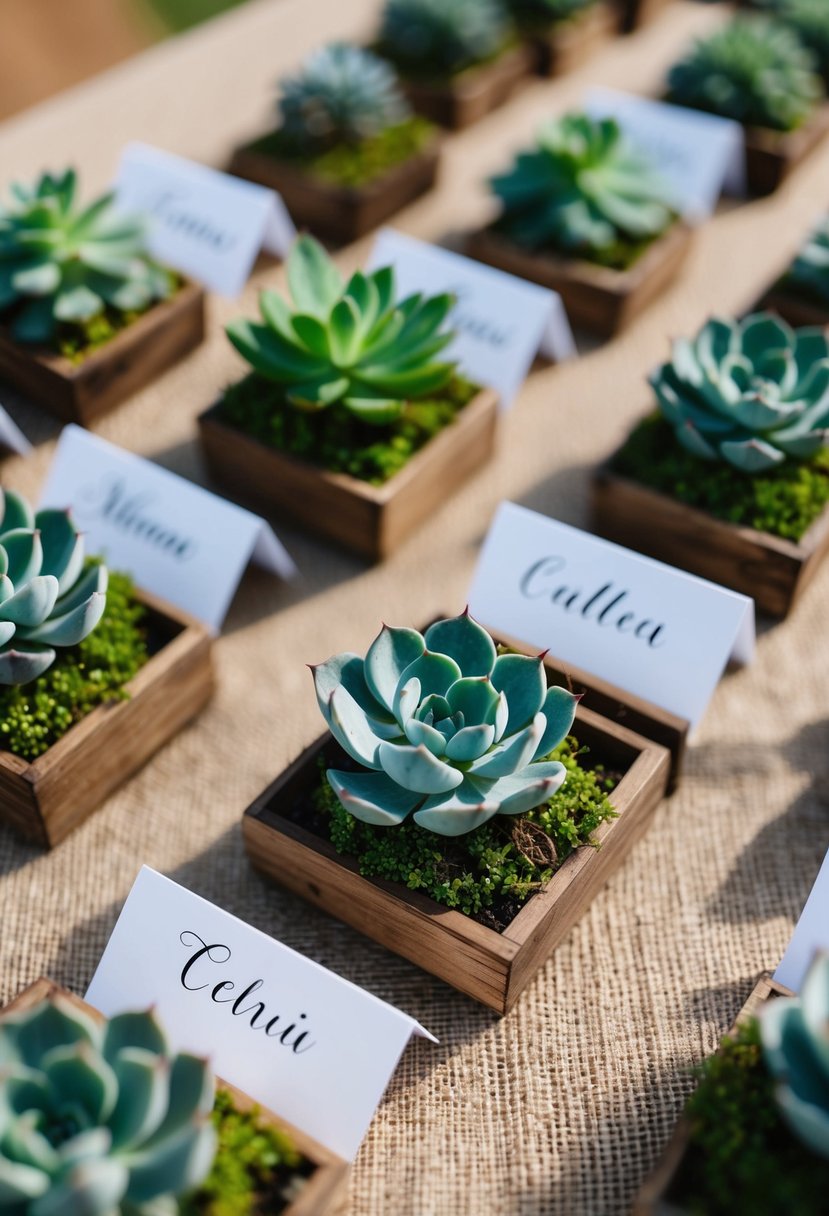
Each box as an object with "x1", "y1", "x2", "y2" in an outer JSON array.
[
  {"x1": 633, "y1": 973, "x2": 792, "y2": 1216},
  {"x1": 199, "y1": 387, "x2": 499, "y2": 561},
  {"x1": 396, "y1": 44, "x2": 533, "y2": 130},
  {"x1": 466, "y1": 222, "x2": 694, "y2": 336},
  {"x1": 760, "y1": 281, "x2": 829, "y2": 329},
  {"x1": 1, "y1": 979, "x2": 349, "y2": 1216},
  {"x1": 228, "y1": 135, "x2": 442, "y2": 244},
  {"x1": 591, "y1": 460, "x2": 829, "y2": 618},
  {"x1": 742, "y1": 106, "x2": 829, "y2": 196},
  {"x1": 243, "y1": 700, "x2": 670, "y2": 1015},
  {"x1": 0, "y1": 589, "x2": 214, "y2": 848},
  {"x1": 522, "y1": 2, "x2": 617, "y2": 77},
  {"x1": 0, "y1": 281, "x2": 205, "y2": 425},
  {"x1": 616, "y1": 0, "x2": 674, "y2": 33}
]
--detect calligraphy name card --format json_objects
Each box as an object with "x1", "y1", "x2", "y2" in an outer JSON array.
[{"x1": 776, "y1": 847, "x2": 829, "y2": 993}]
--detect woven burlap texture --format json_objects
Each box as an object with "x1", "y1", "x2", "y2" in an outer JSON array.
[{"x1": 0, "y1": 1, "x2": 827, "y2": 1212}]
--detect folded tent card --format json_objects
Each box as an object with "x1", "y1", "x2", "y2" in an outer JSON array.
[
  {"x1": 776, "y1": 846, "x2": 829, "y2": 993},
  {"x1": 0, "y1": 403, "x2": 32, "y2": 456},
  {"x1": 86, "y1": 867, "x2": 436, "y2": 1162}
]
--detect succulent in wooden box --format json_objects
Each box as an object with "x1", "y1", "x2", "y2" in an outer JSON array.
[
  {"x1": 378, "y1": 0, "x2": 512, "y2": 76},
  {"x1": 787, "y1": 215, "x2": 829, "y2": 304}
]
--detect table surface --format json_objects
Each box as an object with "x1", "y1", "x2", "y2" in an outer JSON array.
[{"x1": 0, "y1": 2, "x2": 827, "y2": 1213}]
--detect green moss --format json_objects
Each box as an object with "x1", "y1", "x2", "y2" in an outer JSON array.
[
  {"x1": 612, "y1": 413, "x2": 829, "y2": 542},
  {"x1": 674, "y1": 1019, "x2": 829, "y2": 1215},
  {"x1": 54, "y1": 274, "x2": 180, "y2": 364},
  {"x1": 217, "y1": 373, "x2": 478, "y2": 486},
  {"x1": 250, "y1": 117, "x2": 435, "y2": 188},
  {"x1": 312, "y1": 736, "x2": 617, "y2": 929},
  {"x1": 180, "y1": 1090, "x2": 309, "y2": 1216},
  {"x1": 0, "y1": 567, "x2": 149, "y2": 761}
]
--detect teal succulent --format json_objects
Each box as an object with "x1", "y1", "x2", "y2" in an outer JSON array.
[
  {"x1": 760, "y1": 952, "x2": 829, "y2": 1159},
  {"x1": 752, "y1": 0, "x2": 829, "y2": 81},
  {"x1": 311, "y1": 611, "x2": 579, "y2": 836},
  {"x1": 0, "y1": 489, "x2": 107, "y2": 686},
  {"x1": 226, "y1": 235, "x2": 456, "y2": 425},
  {"x1": 787, "y1": 216, "x2": 829, "y2": 305},
  {"x1": 378, "y1": 0, "x2": 512, "y2": 77},
  {"x1": 649, "y1": 313, "x2": 829, "y2": 473},
  {"x1": 0, "y1": 170, "x2": 173, "y2": 346},
  {"x1": 0, "y1": 994, "x2": 216, "y2": 1214},
  {"x1": 666, "y1": 16, "x2": 823, "y2": 133},
  {"x1": 490, "y1": 113, "x2": 674, "y2": 259},
  {"x1": 278, "y1": 43, "x2": 411, "y2": 150}
]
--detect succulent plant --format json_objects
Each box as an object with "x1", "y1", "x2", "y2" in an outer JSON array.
[
  {"x1": 752, "y1": 0, "x2": 829, "y2": 81},
  {"x1": 226, "y1": 235, "x2": 456, "y2": 424},
  {"x1": 649, "y1": 312, "x2": 829, "y2": 473},
  {"x1": 0, "y1": 488, "x2": 108, "y2": 686},
  {"x1": 378, "y1": 0, "x2": 512, "y2": 77},
  {"x1": 311, "y1": 611, "x2": 579, "y2": 836},
  {"x1": 278, "y1": 43, "x2": 411, "y2": 150},
  {"x1": 506, "y1": 0, "x2": 594, "y2": 25},
  {"x1": 666, "y1": 16, "x2": 823, "y2": 133},
  {"x1": 760, "y1": 952, "x2": 829, "y2": 1159},
  {"x1": 787, "y1": 215, "x2": 829, "y2": 304},
  {"x1": 0, "y1": 994, "x2": 217, "y2": 1213},
  {"x1": 490, "y1": 113, "x2": 675, "y2": 259},
  {"x1": 0, "y1": 170, "x2": 174, "y2": 346}
]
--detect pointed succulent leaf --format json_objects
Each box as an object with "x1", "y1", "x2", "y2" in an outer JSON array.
[
  {"x1": 125, "y1": 1122, "x2": 218, "y2": 1204},
  {"x1": 394, "y1": 676, "x2": 421, "y2": 727},
  {"x1": 468, "y1": 713, "x2": 545, "y2": 779},
  {"x1": 0, "y1": 644, "x2": 56, "y2": 685},
  {"x1": 0, "y1": 489, "x2": 35, "y2": 533},
  {"x1": 404, "y1": 715, "x2": 446, "y2": 757},
  {"x1": 377, "y1": 741, "x2": 464, "y2": 795},
  {"x1": 444, "y1": 723, "x2": 495, "y2": 762},
  {"x1": 328, "y1": 768, "x2": 422, "y2": 826},
  {"x1": 23, "y1": 589, "x2": 106, "y2": 646},
  {"x1": 533, "y1": 686, "x2": 580, "y2": 760},
  {"x1": 286, "y1": 235, "x2": 344, "y2": 319},
  {"x1": 490, "y1": 653, "x2": 547, "y2": 735},
  {"x1": 2, "y1": 528, "x2": 43, "y2": 588},
  {"x1": 42, "y1": 1043, "x2": 119, "y2": 1124},
  {"x1": 424, "y1": 612, "x2": 497, "y2": 677},
  {"x1": 51, "y1": 562, "x2": 107, "y2": 617},
  {"x1": 480, "y1": 760, "x2": 567, "y2": 817},
  {"x1": 310, "y1": 652, "x2": 391, "y2": 729},
  {"x1": 327, "y1": 685, "x2": 385, "y2": 770},
  {"x1": 413, "y1": 777, "x2": 501, "y2": 836},
  {"x1": 364, "y1": 624, "x2": 425, "y2": 712},
  {"x1": 107, "y1": 1049, "x2": 170, "y2": 1150},
  {"x1": 445, "y1": 677, "x2": 501, "y2": 728},
  {"x1": 1, "y1": 575, "x2": 59, "y2": 628},
  {"x1": 142, "y1": 1053, "x2": 214, "y2": 1147},
  {"x1": 36, "y1": 508, "x2": 84, "y2": 593}
]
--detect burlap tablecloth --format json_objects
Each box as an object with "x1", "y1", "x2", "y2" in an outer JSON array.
[{"x1": 0, "y1": 1, "x2": 827, "y2": 1211}]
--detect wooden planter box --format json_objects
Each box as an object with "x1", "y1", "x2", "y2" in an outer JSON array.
[
  {"x1": 198, "y1": 387, "x2": 499, "y2": 561},
  {"x1": 1, "y1": 980, "x2": 349, "y2": 1216},
  {"x1": 524, "y1": 2, "x2": 617, "y2": 77},
  {"x1": 616, "y1": 0, "x2": 674, "y2": 33},
  {"x1": 229, "y1": 134, "x2": 441, "y2": 245},
  {"x1": 0, "y1": 589, "x2": 213, "y2": 848},
  {"x1": 243, "y1": 702, "x2": 670, "y2": 1015},
  {"x1": 742, "y1": 106, "x2": 829, "y2": 196},
  {"x1": 591, "y1": 461, "x2": 829, "y2": 619},
  {"x1": 759, "y1": 281, "x2": 829, "y2": 329},
  {"x1": 633, "y1": 972, "x2": 792, "y2": 1215},
  {"x1": 397, "y1": 44, "x2": 533, "y2": 130},
  {"x1": 0, "y1": 281, "x2": 205, "y2": 426},
  {"x1": 466, "y1": 222, "x2": 693, "y2": 336}
]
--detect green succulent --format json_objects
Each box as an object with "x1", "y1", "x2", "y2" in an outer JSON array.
[
  {"x1": 666, "y1": 16, "x2": 823, "y2": 133},
  {"x1": 649, "y1": 313, "x2": 829, "y2": 473},
  {"x1": 506, "y1": 0, "x2": 594, "y2": 26},
  {"x1": 226, "y1": 235, "x2": 456, "y2": 425},
  {"x1": 311, "y1": 611, "x2": 579, "y2": 836},
  {"x1": 0, "y1": 489, "x2": 108, "y2": 686},
  {"x1": 278, "y1": 43, "x2": 411, "y2": 150},
  {"x1": 760, "y1": 952, "x2": 829, "y2": 1160},
  {"x1": 490, "y1": 113, "x2": 675, "y2": 259},
  {"x1": 0, "y1": 170, "x2": 174, "y2": 346},
  {"x1": 0, "y1": 994, "x2": 217, "y2": 1214},
  {"x1": 378, "y1": 0, "x2": 512, "y2": 77},
  {"x1": 752, "y1": 0, "x2": 829, "y2": 81},
  {"x1": 787, "y1": 216, "x2": 829, "y2": 305}
]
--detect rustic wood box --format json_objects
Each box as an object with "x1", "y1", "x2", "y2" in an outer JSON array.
[
  {"x1": 591, "y1": 461, "x2": 829, "y2": 619},
  {"x1": 0, "y1": 281, "x2": 205, "y2": 426},
  {"x1": 398, "y1": 44, "x2": 533, "y2": 130},
  {"x1": 0, "y1": 589, "x2": 214, "y2": 848},
  {"x1": 466, "y1": 222, "x2": 694, "y2": 337},
  {"x1": 760, "y1": 281, "x2": 829, "y2": 330},
  {"x1": 1, "y1": 979, "x2": 349, "y2": 1216},
  {"x1": 242, "y1": 704, "x2": 670, "y2": 1015},
  {"x1": 229, "y1": 135, "x2": 441, "y2": 245},
  {"x1": 198, "y1": 387, "x2": 499, "y2": 561},
  {"x1": 742, "y1": 106, "x2": 829, "y2": 196},
  {"x1": 524, "y1": 2, "x2": 617, "y2": 77},
  {"x1": 616, "y1": 0, "x2": 675, "y2": 33}
]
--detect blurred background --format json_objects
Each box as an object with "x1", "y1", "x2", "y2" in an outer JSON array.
[{"x1": 0, "y1": 0, "x2": 251, "y2": 119}]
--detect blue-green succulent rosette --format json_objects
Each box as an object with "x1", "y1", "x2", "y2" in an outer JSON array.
[{"x1": 311, "y1": 611, "x2": 580, "y2": 837}]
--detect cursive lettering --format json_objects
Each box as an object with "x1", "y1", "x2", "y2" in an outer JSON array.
[
  {"x1": 520, "y1": 556, "x2": 666, "y2": 648},
  {"x1": 79, "y1": 476, "x2": 198, "y2": 562},
  {"x1": 150, "y1": 188, "x2": 238, "y2": 253}
]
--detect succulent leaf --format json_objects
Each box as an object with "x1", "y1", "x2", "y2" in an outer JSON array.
[{"x1": 786, "y1": 213, "x2": 829, "y2": 305}]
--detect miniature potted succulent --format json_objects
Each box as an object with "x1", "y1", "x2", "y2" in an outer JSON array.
[
  {"x1": 762, "y1": 214, "x2": 829, "y2": 326},
  {"x1": 242, "y1": 611, "x2": 671, "y2": 1012},
  {"x1": 229, "y1": 43, "x2": 441, "y2": 244},
  {"x1": 503, "y1": 0, "x2": 616, "y2": 76},
  {"x1": 665, "y1": 15, "x2": 828, "y2": 194},
  {"x1": 0, "y1": 170, "x2": 204, "y2": 424},
  {"x1": 467, "y1": 112, "x2": 693, "y2": 335},
  {"x1": 635, "y1": 955, "x2": 829, "y2": 1216},
  {"x1": 198, "y1": 236, "x2": 499, "y2": 560},
  {"x1": 591, "y1": 312, "x2": 829, "y2": 617},
  {"x1": 0, "y1": 487, "x2": 213, "y2": 847},
  {"x1": 374, "y1": 0, "x2": 533, "y2": 129},
  {"x1": 747, "y1": 0, "x2": 829, "y2": 84}
]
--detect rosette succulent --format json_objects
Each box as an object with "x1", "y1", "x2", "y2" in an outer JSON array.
[
  {"x1": 226, "y1": 235, "x2": 456, "y2": 424},
  {"x1": 0, "y1": 488, "x2": 108, "y2": 686},
  {"x1": 786, "y1": 215, "x2": 829, "y2": 305},
  {"x1": 490, "y1": 113, "x2": 675, "y2": 259},
  {"x1": 278, "y1": 43, "x2": 411, "y2": 150},
  {"x1": 0, "y1": 170, "x2": 174, "y2": 346},
  {"x1": 311, "y1": 611, "x2": 579, "y2": 836},
  {"x1": 649, "y1": 313, "x2": 829, "y2": 473},
  {"x1": 0, "y1": 994, "x2": 217, "y2": 1213},
  {"x1": 760, "y1": 952, "x2": 829, "y2": 1159},
  {"x1": 378, "y1": 0, "x2": 512, "y2": 77},
  {"x1": 666, "y1": 16, "x2": 823, "y2": 132}
]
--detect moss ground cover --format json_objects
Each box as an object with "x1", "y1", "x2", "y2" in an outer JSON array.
[{"x1": 250, "y1": 117, "x2": 434, "y2": 188}]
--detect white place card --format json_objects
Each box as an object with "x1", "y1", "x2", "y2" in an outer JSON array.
[
  {"x1": 366, "y1": 228, "x2": 576, "y2": 408},
  {"x1": 114, "y1": 142, "x2": 297, "y2": 297},
  {"x1": 39, "y1": 426, "x2": 296, "y2": 633},
  {"x1": 468, "y1": 502, "x2": 755, "y2": 730},
  {"x1": 0, "y1": 404, "x2": 32, "y2": 456},
  {"x1": 584, "y1": 88, "x2": 746, "y2": 220},
  {"x1": 86, "y1": 868, "x2": 435, "y2": 1161},
  {"x1": 775, "y1": 847, "x2": 829, "y2": 993}
]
